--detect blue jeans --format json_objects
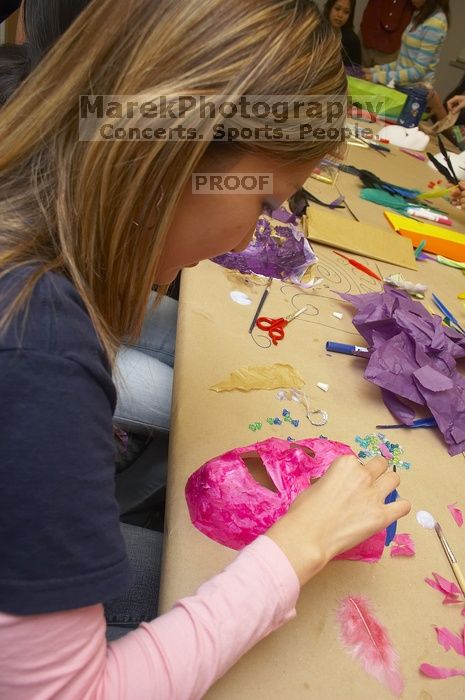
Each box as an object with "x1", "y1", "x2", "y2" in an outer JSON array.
[
  {"x1": 105, "y1": 523, "x2": 163, "y2": 641},
  {"x1": 114, "y1": 294, "x2": 177, "y2": 435}
]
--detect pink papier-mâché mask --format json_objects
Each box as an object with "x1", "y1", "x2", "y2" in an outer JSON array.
[{"x1": 185, "y1": 436, "x2": 386, "y2": 562}]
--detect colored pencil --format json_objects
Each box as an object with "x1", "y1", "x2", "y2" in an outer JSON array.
[{"x1": 248, "y1": 278, "x2": 272, "y2": 333}]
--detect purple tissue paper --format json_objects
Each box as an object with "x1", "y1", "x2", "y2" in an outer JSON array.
[
  {"x1": 340, "y1": 287, "x2": 465, "y2": 456},
  {"x1": 212, "y1": 208, "x2": 317, "y2": 283}
]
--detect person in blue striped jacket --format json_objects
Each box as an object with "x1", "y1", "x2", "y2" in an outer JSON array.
[{"x1": 364, "y1": 0, "x2": 449, "y2": 88}]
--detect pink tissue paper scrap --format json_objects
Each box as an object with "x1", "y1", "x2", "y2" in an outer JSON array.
[
  {"x1": 448, "y1": 503, "x2": 464, "y2": 528},
  {"x1": 434, "y1": 625, "x2": 465, "y2": 656},
  {"x1": 390, "y1": 533, "x2": 415, "y2": 557},
  {"x1": 425, "y1": 572, "x2": 463, "y2": 605}
]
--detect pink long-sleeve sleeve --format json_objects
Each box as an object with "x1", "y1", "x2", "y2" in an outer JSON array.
[{"x1": 0, "y1": 535, "x2": 299, "y2": 700}]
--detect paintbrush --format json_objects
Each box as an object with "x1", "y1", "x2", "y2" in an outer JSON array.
[
  {"x1": 417, "y1": 510, "x2": 465, "y2": 597},
  {"x1": 435, "y1": 520, "x2": 465, "y2": 597},
  {"x1": 248, "y1": 278, "x2": 272, "y2": 333}
]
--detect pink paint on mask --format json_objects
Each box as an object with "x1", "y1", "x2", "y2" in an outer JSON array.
[{"x1": 185, "y1": 437, "x2": 386, "y2": 561}]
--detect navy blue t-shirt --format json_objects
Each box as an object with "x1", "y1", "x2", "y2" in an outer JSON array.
[{"x1": 0, "y1": 268, "x2": 131, "y2": 615}]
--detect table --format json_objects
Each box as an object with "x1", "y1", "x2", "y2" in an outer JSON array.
[
  {"x1": 159, "y1": 137, "x2": 465, "y2": 699},
  {"x1": 450, "y1": 60, "x2": 465, "y2": 72}
]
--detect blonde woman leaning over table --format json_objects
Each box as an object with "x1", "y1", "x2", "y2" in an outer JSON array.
[
  {"x1": 363, "y1": 0, "x2": 449, "y2": 89},
  {"x1": 0, "y1": 1, "x2": 410, "y2": 698},
  {"x1": 4, "y1": 0, "x2": 177, "y2": 440}
]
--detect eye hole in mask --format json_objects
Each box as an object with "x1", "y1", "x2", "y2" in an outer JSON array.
[
  {"x1": 241, "y1": 444, "x2": 316, "y2": 493},
  {"x1": 241, "y1": 452, "x2": 279, "y2": 493}
]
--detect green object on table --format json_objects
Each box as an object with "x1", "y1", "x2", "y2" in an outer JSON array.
[
  {"x1": 360, "y1": 189, "x2": 444, "y2": 222},
  {"x1": 437, "y1": 255, "x2": 465, "y2": 270},
  {"x1": 360, "y1": 188, "x2": 413, "y2": 212},
  {"x1": 414, "y1": 240, "x2": 427, "y2": 259},
  {"x1": 348, "y1": 77, "x2": 408, "y2": 120}
]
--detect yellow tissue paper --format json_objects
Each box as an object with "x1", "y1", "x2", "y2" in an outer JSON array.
[{"x1": 210, "y1": 363, "x2": 305, "y2": 392}]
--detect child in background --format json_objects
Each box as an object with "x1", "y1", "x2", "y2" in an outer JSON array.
[
  {"x1": 324, "y1": 0, "x2": 362, "y2": 68},
  {"x1": 364, "y1": 0, "x2": 449, "y2": 88},
  {"x1": 0, "y1": 0, "x2": 410, "y2": 697},
  {"x1": 361, "y1": 0, "x2": 414, "y2": 68}
]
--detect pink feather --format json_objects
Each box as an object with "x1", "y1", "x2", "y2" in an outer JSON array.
[{"x1": 337, "y1": 595, "x2": 404, "y2": 697}]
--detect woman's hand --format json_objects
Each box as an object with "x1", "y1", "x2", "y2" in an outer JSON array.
[
  {"x1": 451, "y1": 181, "x2": 465, "y2": 209},
  {"x1": 362, "y1": 68, "x2": 373, "y2": 82},
  {"x1": 267, "y1": 455, "x2": 410, "y2": 587},
  {"x1": 447, "y1": 94, "x2": 465, "y2": 114}
]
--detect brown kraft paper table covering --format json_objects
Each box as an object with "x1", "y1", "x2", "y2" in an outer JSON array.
[{"x1": 159, "y1": 140, "x2": 465, "y2": 699}]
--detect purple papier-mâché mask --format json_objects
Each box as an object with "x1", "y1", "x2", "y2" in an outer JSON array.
[
  {"x1": 211, "y1": 208, "x2": 317, "y2": 283},
  {"x1": 185, "y1": 437, "x2": 386, "y2": 562}
]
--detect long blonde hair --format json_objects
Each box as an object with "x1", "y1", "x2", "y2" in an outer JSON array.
[{"x1": 0, "y1": 0, "x2": 345, "y2": 359}]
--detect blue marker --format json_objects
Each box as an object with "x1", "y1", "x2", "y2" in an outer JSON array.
[{"x1": 326, "y1": 341, "x2": 370, "y2": 357}]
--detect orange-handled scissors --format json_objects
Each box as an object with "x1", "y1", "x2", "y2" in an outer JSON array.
[{"x1": 256, "y1": 306, "x2": 307, "y2": 345}]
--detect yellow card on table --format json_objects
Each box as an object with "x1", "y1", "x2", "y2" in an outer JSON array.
[
  {"x1": 305, "y1": 207, "x2": 417, "y2": 270},
  {"x1": 384, "y1": 211, "x2": 465, "y2": 262}
]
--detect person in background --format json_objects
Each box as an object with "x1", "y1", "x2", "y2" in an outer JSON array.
[
  {"x1": 452, "y1": 182, "x2": 465, "y2": 209},
  {"x1": 364, "y1": 0, "x2": 449, "y2": 88},
  {"x1": 426, "y1": 78, "x2": 465, "y2": 151},
  {"x1": 449, "y1": 86, "x2": 465, "y2": 201},
  {"x1": 447, "y1": 92, "x2": 465, "y2": 122},
  {"x1": 324, "y1": 0, "x2": 361, "y2": 67},
  {"x1": 361, "y1": 0, "x2": 414, "y2": 68},
  {"x1": 0, "y1": 0, "x2": 410, "y2": 696}
]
